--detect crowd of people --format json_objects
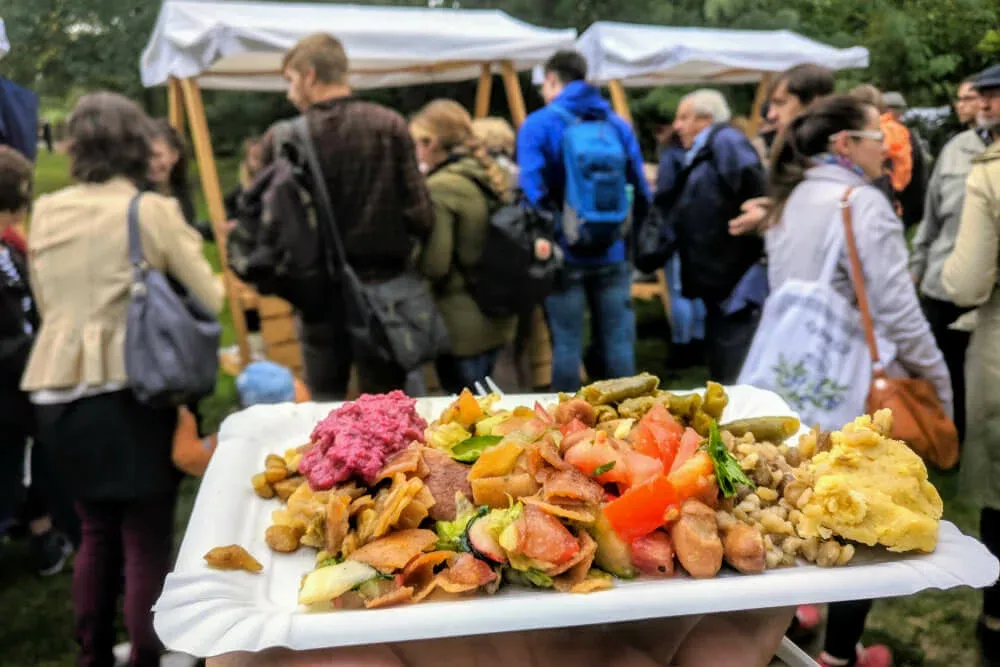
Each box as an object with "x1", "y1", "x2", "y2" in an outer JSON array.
[{"x1": 1, "y1": 27, "x2": 999, "y2": 667}]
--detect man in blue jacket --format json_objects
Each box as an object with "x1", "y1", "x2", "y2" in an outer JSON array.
[
  {"x1": 517, "y1": 50, "x2": 651, "y2": 391},
  {"x1": 658, "y1": 89, "x2": 767, "y2": 383}
]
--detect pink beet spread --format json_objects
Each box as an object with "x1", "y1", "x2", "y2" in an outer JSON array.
[{"x1": 299, "y1": 391, "x2": 427, "y2": 490}]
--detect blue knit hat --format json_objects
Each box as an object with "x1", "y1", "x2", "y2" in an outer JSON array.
[{"x1": 237, "y1": 361, "x2": 296, "y2": 407}]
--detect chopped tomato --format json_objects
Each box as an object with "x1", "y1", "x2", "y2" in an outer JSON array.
[
  {"x1": 559, "y1": 419, "x2": 589, "y2": 438},
  {"x1": 631, "y1": 531, "x2": 675, "y2": 577},
  {"x1": 624, "y1": 451, "x2": 664, "y2": 487},
  {"x1": 603, "y1": 476, "x2": 679, "y2": 541},
  {"x1": 515, "y1": 505, "x2": 580, "y2": 565},
  {"x1": 564, "y1": 436, "x2": 628, "y2": 485},
  {"x1": 670, "y1": 428, "x2": 703, "y2": 474},
  {"x1": 667, "y1": 450, "x2": 714, "y2": 499},
  {"x1": 635, "y1": 404, "x2": 684, "y2": 470}
]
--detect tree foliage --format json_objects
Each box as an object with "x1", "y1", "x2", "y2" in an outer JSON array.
[{"x1": 0, "y1": 0, "x2": 996, "y2": 153}]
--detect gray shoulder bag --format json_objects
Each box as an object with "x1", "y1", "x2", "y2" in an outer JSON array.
[{"x1": 124, "y1": 193, "x2": 222, "y2": 406}]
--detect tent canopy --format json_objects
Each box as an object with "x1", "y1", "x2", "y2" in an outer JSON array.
[
  {"x1": 141, "y1": 0, "x2": 576, "y2": 92},
  {"x1": 577, "y1": 22, "x2": 869, "y2": 87},
  {"x1": 0, "y1": 19, "x2": 9, "y2": 60}
]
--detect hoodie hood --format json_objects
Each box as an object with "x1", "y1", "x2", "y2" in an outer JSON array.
[
  {"x1": 551, "y1": 80, "x2": 613, "y2": 120},
  {"x1": 432, "y1": 154, "x2": 498, "y2": 196}
]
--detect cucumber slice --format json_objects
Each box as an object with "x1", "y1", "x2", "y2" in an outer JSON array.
[{"x1": 298, "y1": 560, "x2": 379, "y2": 606}]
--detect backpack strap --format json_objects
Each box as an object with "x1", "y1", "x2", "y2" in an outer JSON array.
[{"x1": 550, "y1": 105, "x2": 579, "y2": 126}]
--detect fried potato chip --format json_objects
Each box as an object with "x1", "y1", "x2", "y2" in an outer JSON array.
[
  {"x1": 204, "y1": 545, "x2": 262, "y2": 573},
  {"x1": 569, "y1": 573, "x2": 615, "y2": 594},
  {"x1": 369, "y1": 476, "x2": 424, "y2": 541},
  {"x1": 347, "y1": 529, "x2": 438, "y2": 573},
  {"x1": 341, "y1": 532, "x2": 360, "y2": 558},
  {"x1": 471, "y1": 474, "x2": 540, "y2": 508},
  {"x1": 552, "y1": 531, "x2": 598, "y2": 588},
  {"x1": 356, "y1": 508, "x2": 379, "y2": 544},
  {"x1": 349, "y1": 495, "x2": 375, "y2": 517},
  {"x1": 522, "y1": 496, "x2": 597, "y2": 524},
  {"x1": 402, "y1": 550, "x2": 455, "y2": 591},
  {"x1": 376, "y1": 447, "x2": 427, "y2": 483},
  {"x1": 395, "y1": 499, "x2": 429, "y2": 530},
  {"x1": 325, "y1": 494, "x2": 351, "y2": 556},
  {"x1": 334, "y1": 482, "x2": 369, "y2": 502},
  {"x1": 365, "y1": 585, "x2": 415, "y2": 609}
]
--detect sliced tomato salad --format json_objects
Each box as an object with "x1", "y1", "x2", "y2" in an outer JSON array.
[{"x1": 602, "y1": 475, "x2": 679, "y2": 541}]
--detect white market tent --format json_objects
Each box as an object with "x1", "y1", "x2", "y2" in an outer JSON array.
[
  {"x1": 141, "y1": 0, "x2": 575, "y2": 94},
  {"x1": 140, "y1": 0, "x2": 576, "y2": 369},
  {"x1": 576, "y1": 22, "x2": 869, "y2": 127}
]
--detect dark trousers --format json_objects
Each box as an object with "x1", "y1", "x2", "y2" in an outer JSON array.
[
  {"x1": 704, "y1": 301, "x2": 761, "y2": 384},
  {"x1": 296, "y1": 316, "x2": 426, "y2": 401},
  {"x1": 436, "y1": 348, "x2": 502, "y2": 396},
  {"x1": 982, "y1": 507, "x2": 1000, "y2": 619},
  {"x1": 0, "y1": 432, "x2": 80, "y2": 545},
  {"x1": 921, "y1": 296, "x2": 972, "y2": 442},
  {"x1": 73, "y1": 492, "x2": 177, "y2": 667},
  {"x1": 824, "y1": 598, "x2": 874, "y2": 663}
]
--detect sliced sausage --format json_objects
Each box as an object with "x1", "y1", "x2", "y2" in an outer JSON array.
[{"x1": 670, "y1": 499, "x2": 723, "y2": 579}]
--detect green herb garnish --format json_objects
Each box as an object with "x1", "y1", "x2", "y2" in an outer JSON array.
[
  {"x1": 316, "y1": 556, "x2": 343, "y2": 568},
  {"x1": 504, "y1": 567, "x2": 554, "y2": 588},
  {"x1": 707, "y1": 420, "x2": 752, "y2": 498},
  {"x1": 450, "y1": 435, "x2": 504, "y2": 463},
  {"x1": 593, "y1": 461, "x2": 616, "y2": 476}
]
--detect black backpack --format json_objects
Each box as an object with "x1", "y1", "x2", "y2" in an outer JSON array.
[
  {"x1": 465, "y1": 186, "x2": 562, "y2": 319},
  {"x1": 227, "y1": 120, "x2": 330, "y2": 322}
]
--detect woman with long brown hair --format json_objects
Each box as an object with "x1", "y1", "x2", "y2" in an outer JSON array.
[
  {"x1": 23, "y1": 92, "x2": 223, "y2": 667},
  {"x1": 410, "y1": 100, "x2": 516, "y2": 393}
]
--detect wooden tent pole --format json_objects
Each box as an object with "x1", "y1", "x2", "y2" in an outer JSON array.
[
  {"x1": 608, "y1": 79, "x2": 633, "y2": 125},
  {"x1": 179, "y1": 77, "x2": 252, "y2": 369},
  {"x1": 499, "y1": 60, "x2": 527, "y2": 127},
  {"x1": 167, "y1": 77, "x2": 185, "y2": 130},
  {"x1": 747, "y1": 73, "x2": 773, "y2": 138},
  {"x1": 474, "y1": 64, "x2": 493, "y2": 119}
]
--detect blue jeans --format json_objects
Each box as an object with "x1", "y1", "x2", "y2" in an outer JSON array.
[
  {"x1": 546, "y1": 262, "x2": 636, "y2": 392},
  {"x1": 666, "y1": 253, "x2": 706, "y2": 345},
  {"x1": 436, "y1": 348, "x2": 501, "y2": 395}
]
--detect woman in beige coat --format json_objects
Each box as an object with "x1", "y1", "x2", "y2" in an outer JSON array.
[
  {"x1": 22, "y1": 92, "x2": 223, "y2": 667},
  {"x1": 942, "y1": 139, "x2": 1000, "y2": 665}
]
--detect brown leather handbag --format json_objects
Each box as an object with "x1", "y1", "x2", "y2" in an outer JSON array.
[{"x1": 840, "y1": 188, "x2": 959, "y2": 470}]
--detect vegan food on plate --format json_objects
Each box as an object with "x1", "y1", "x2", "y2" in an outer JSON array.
[{"x1": 215, "y1": 375, "x2": 942, "y2": 611}]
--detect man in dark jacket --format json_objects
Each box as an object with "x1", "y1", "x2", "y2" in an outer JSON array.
[
  {"x1": 0, "y1": 147, "x2": 75, "y2": 574},
  {"x1": 253, "y1": 34, "x2": 434, "y2": 400},
  {"x1": 517, "y1": 50, "x2": 651, "y2": 392},
  {"x1": 660, "y1": 89, "x2": 767, "y2": 383}
]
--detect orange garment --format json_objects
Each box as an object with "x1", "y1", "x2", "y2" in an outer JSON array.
[
  {"x1": 172, "y1": 377, "x2": 312, "y2": 477},
  {"x1": 880, "y1": 112, "x2": 913, "y2": 193}
]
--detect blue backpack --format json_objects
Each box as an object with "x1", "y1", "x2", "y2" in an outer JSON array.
[
  {"x1": 0, "y1": 78, "x2": 38, "y2": 162},
  {"x1": 551, "y1": 105, "x2": 630, "y2": 253}
]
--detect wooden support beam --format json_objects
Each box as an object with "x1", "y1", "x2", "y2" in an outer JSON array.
[
  {"x1": 179, "y1": 77, "x2": 252, "y2": 369},
  {"x1": 499, "y1": 60, "x2": 527, "y2": 128},
  {"x1": 747, "y1": 73, "x2": 773, "y2": 138},
  {"x1": 608, "y1": 79, "x2": 633, "y2": 125},
  {"x1": 167, "y1": 77, "x2": 185, "y2": 130},
  {"x1": 475, "y1": 63, "x2": 493, "y2": 119}
]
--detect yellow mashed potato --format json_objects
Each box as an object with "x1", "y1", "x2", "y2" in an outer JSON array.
[{"x1": 796, "y1": 410, "x2": 942, "y2": 553}]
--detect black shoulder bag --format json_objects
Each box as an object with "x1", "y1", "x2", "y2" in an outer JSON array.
[{"x1": 291, "y1": 116, "x2": 449, "y2": 373}]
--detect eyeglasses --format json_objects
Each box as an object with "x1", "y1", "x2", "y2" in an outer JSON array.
[{"x1": 830, "y1": 130, "x2": 884, "y2": 142}]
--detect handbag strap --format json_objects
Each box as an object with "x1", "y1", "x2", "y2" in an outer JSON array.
[
  {"x1": 126, "y1": 193, "x2": 146, "y2": 279},
  {"x1": 290, "y1": 115, "x2": 346, "y2": 280},
  {"x1": 839, "y1": 187, "x2": 883, "y2": 371}
]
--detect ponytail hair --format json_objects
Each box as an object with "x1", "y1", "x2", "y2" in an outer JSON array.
[
  {"x1": 411, "y1": 99, "x2": 509, "y2": 200},
  {"x1": 768, "y1": 95, "x2": 874, "y2": 220}
]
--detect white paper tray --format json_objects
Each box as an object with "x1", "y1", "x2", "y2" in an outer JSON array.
[{"x1": 154, "y1": 386, "x2": 999, "y2": 657}]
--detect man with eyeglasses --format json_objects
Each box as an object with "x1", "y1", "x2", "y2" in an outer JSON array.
[
  {"x1": 956, "y1": 76, "x2": 983, "y2": 130},
  {"x1": 910, "y1": 65, "x2": 999, "y2": 446}
]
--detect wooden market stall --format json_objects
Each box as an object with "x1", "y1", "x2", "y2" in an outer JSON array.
[
  {"x1": 575, "y1": 22, "x2": 870, "y2": 312},
  {"x1": 141, "y1": 0, "x2": 576, "y2": 373}
]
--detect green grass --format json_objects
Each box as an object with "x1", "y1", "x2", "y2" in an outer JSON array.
[{"x1": 0, "y1": 152, "x2": 985, "y2": 666}]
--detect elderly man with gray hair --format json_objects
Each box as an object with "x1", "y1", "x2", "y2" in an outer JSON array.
[{"x1": 652, "y1": 88, "x2": 768, "y2": 383}]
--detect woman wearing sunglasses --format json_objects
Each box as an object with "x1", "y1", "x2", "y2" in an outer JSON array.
[{"x1": 761, "y1": 95, "x2": 951, "y2": 667}]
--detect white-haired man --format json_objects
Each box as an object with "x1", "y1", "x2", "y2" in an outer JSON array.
[{"x1": 654, "y1": 89, "x2": 767, "y2": 383}]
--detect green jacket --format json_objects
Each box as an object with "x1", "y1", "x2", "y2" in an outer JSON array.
[{"x1": 420, "y1": 155, "x2": 516, "y2": 357}]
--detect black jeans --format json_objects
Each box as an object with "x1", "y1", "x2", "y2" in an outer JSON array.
[
  {"x1": 824, "y1": 599, "x2": 874, "y2": 663},
  {"x1": 296, "y1": 316, "x2": 426, "y2": 401},
  {"x1": 982, "y1": 507, "x2": 1000, "y2": 619},
  {"x1": 921, "y1": 296, "x2": 973, "y2": 442},
  {"x1": 703, "y1": 301, "x2": 761, "y2": 384}
]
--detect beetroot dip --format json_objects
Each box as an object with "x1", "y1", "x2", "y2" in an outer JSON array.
[{"x1": 299, "y1": 391, "x2": 427, "y2": 490}]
